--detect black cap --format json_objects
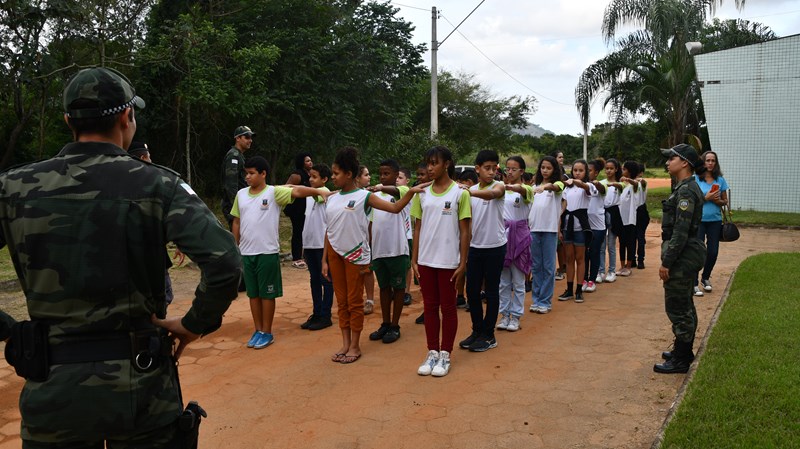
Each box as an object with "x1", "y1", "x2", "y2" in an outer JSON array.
[{"x1": 661, "y1": 144, "x2": 700, "y2": 168}]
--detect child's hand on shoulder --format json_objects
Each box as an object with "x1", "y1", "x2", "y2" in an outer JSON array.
[
  {"x1": 409, "y1": 181, "x2": 431, "y2": 194},
  {"x1": 366, "y1": 184, "x2": 383, "y2": 192}
]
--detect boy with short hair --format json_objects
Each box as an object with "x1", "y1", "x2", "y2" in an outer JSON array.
[
  {"x1": 366, "y1": 159, "x2": 411, "y2": 344},
  {"x1": 232, "y1": 156, "x2": 328, "y2": 349},
  {"x1": 301, "y1": 163, "x2": 334, "y2": 331}
]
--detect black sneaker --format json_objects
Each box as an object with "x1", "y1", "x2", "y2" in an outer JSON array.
[
  {"x1": 557, "y1": 290, "x2": 574, "y2": 301},
  {"x1": 456, "y1": 295, "x2": 467, "y2": 309},
  {"x1": 300, "y1": 314, "x2": 316, "y2": 329},
  {"x1": 403, "y1": 293, "x2": 412, "y2": 306},
  {"x1": 637, "y1": 261, "x2": 645, "y2": 269},
  {"x1": 307, "y1": 316, "x2": 332, "y2": 331},
  {"x1": 369, "y1": 323, "x2": 391, "y2": 341},
  {"x1": 459, "y1": 332, "x2": 479, "y2": 349},
  {"x1": 415, "y1": 312, "x2": 424, "y2": 324},
  {"x1": 469, "y1": 337, "x2": 498, "y2": 352},
  {"x1": 574, "y1": 292, "x2": 584, "y2": 303},
  {"x1": 382, "y1": 326, "x2": 401, "y2": 344}
]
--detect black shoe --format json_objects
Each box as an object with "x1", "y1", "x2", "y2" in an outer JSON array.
[
  {"x1": 300, "y1": 314, "x2": 316, "y2": 329},
  {"x1": 574, "y1": 292, "x2": 584, "y2": 303},
  {"x1": 415, "y1": 312, "x2": 424, "y2": 324},
  {"x1": 307, "y1": 316, "x2": 332, "y2": 331},
  {"x1": 637, "y1": 261, "x2": 645, "y2": 269},
  {"x1": 382, "y1": 326, "x2": 401, "y2": 344},
  {"x1": 456, "y1": 295, "x2": 467, "y2": 309},
  {"x1": 459, "y1": 331, "x2": 480, "y2": 349},
  {"x1": 480, "y1": 290, "x2": 487, "y2": 301},
  {"x1": 557, "y1": 289, "x2": 573, "y2": 301},
  {"x1": 369, "y1": 323, "x2": 391, "y2": 341},
  {"x1": 653, "y1": 357, "x2": 692, "y2": 374},
  {"x1": 661, "y1": 351, "x2": 673, "y2": 360},
  {"x1": 469, "y1": 336, "x2": 498, "y2": 352},
  {"x1": 525, "y1": 280, "x2": 532, "y2": 293},
  {"x1": 403, "y1": 293, "x2": 412, "y2": 306}
]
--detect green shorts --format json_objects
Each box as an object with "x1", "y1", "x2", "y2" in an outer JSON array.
[
  {"x1": 371, "y1": 255, "x2": 410, "y2": 290},
  {"x1": 242, "y1": 253, "x2": 282, "y2": 299}
]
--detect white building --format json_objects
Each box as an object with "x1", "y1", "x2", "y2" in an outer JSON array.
[{"x1": 694, "y1": 34, "x2": 800, "y2": 213}]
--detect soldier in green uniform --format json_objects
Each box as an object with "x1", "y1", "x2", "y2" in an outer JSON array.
[
  {"x1": 0, "y1": 67, "x2": 241, "y2": 447},
  {"x1": 655, "y1": 144, "x2": 707, "y2": 374},
  {"x1": 221, "y1": 125, "x2": 254, "y2": 229}
]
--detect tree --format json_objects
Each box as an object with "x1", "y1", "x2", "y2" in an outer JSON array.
[{"x1": 575, "y1": 0, "x2": 749, "y2": 148}]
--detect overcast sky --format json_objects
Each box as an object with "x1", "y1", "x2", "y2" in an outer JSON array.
[{"x1": 392, "y1": 0, "x2": 800, "y2": 135}]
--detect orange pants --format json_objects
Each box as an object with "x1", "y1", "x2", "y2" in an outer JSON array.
[{"x1": 326, "y1": 241, "x2": 365, "y2": 332}]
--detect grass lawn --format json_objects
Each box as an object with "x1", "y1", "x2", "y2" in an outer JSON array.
[
  {"x1": 646, "y1": 186, "x2": 800, "y2": 227},
  {"x1": 660, "y1": 253, "x2": 800, "y2": 449}
]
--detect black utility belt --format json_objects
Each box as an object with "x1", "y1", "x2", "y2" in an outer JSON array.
[{"x1": 4, "y1": 321, "x2": 173, "y2": 382}]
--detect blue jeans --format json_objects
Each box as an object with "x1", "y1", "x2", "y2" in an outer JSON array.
[
  {"x1": 585, "y1": 229, "x2": 606, "y2": 282},
  {"x1": 304, "y1": 248, "x2": 333, "y2": 317},
  {"x1": 499, "y1": 264, "x2": 526, "y2": 319},
  {"x1": 697, "y1": 221, "x2": 721, "y2": 283},
  {"x1": 530, "y1": 231, "x2": 558, "y2": 309},
  {"x1": 467, "y1": 245, "x2": 505, "y2": 337}
]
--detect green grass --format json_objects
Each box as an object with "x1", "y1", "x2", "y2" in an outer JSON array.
[
  {"x1": 646, "y1": 187, "x2": 800, "y2": 227},
  {"x1": 660, "y1": 253, "x2": 800, "y2": 449}
]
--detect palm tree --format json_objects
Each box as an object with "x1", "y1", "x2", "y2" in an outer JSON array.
[{"x1": 575, "y1": 0, "x2": 746, "y2": 147}]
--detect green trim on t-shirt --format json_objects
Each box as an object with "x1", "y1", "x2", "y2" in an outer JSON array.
[
  {"x1": 430, "y1": 181, "x2": 456, "y2": 197},
  {"x1": 458, "y1": 189, "x2": 472, "y2": 220}
]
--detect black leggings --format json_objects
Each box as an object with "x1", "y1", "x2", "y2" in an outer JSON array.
[
  {"x1": 289, "y1": 213, "x2": 305, "y2": 261},
  {"x1": 619, "y1": 225, "x2": 637, "y2": 264}
]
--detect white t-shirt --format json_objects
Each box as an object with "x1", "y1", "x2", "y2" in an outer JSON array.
[
  {"x1": 411, "y1": 182, "x2": 471, "y2": 269},
  {"x1": 602, "y1": 179, "x2": 620, "y2": 207},
  {"x1": 372, "y1": 186, "x2": 410, "y2": 259},
  {"x1": 326, "y1": 189, "x2": 372, "y2": 265},
  {"x1": 302, "y1": 187, "x2": 329, "y2": 249},
  {"x1": 618, "y1": 183, "x2": 637, "y2": 226},
  {"x1": 563, "y1": 184, "x2": 596, "y2": 231},
  {"x1": 587, "y1": 183, "x2": 606, "y2": 231},
  {"x1": 528, "y1": 182, "x2": 564, "y2": 233},
  {"x1": 469, "y1": 181, "x2": 507, "y2": 249},
  {"x1": 503, "y1": 184, "x2": 532, "y2": 222},
  {"x1": 231, "y1": 185, "x2": 293, "y2": 255}
]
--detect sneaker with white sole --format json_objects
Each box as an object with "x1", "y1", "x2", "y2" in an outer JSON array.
[
  {"x1": 431, "y1": 351, "x2": 451, "y2": 377},
  {"x1": 506, "y1": 316, "x2": 520, "y2": 332},
  {"x1": 529, "y1": 304, "x2": 539, "y2": 313},
  {"x1": 496, "y1": 314, "x2": 510, "y2": 330},
  {"x1": 417, "y1": 350, "x2": 439, "y2": 376},
  {"x1": 596, "y1": 274, "x2": 605, "y2": 284},
  {"x1": 605, "y1": 272, "x2": 617, "y2": 283},
  {"x1": 246, "y1": 330, "x2": 260, "y2": 348},
  {"x1": 694, "y1": 286, "x2": 704, "y2": 297},
  {"x1": 618, "y1": 268, "x2": 631, "y2": 277},
  {"x1": 702, "y1": 279, "x2": 712, "y2": 292},
  {"x1": 574, "y1": 292, "x2": 584, "y2": 303},
  {"x1": 558, "y1": 290, "x2": 574, "y2": 301},
  {"x1": 364, "y1": 299, "x2": 374, "y2": 315},
  {"x1": 555, "y1": 271, "x2": 565, "y2": 281},
  {"x1": 536, "y1": 307, "x2": 551, "y2": 314},
  {"x1": 584, "y1": 281, "x2": 596, "y2": 293},
  {"x1": 253, "y1": 332, "x2": 274, "y2": 349},
  {"x1": 582, "y1": 280, "x2": 588, "y2": 291}
]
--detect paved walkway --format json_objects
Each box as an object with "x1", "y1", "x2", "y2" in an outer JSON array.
[{"x1": 1, "y1": 227, "x2": 798, "y2": 448}]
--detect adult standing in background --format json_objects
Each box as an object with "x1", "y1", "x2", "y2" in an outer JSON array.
[
  {"x1": 693, "y1": 150, "x2": 729, "y2": 297},
  {"x1": 284, "y1": 152, "x2": 313, "y2": 269},
  {"x1": 222, "y1": 126, "x2": 254, "y2": 229}
]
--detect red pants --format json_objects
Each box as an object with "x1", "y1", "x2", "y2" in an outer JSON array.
[
  {"x1": 418, "y1": 265, "x2": 458, "y2": 352},
  {"x1": 326, "y1": 241, "x2": 365, "y2": 332}
]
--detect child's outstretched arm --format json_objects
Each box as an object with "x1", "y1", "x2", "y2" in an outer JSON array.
[
  {"x1": 290, "y1": 185, "x2": 332, "y2": 199},
  {"x1": 369, "y1": 182, "x2": 431, "y2": 213},
  {"x1": 468, "y1": 181, "x2": 505, "y2": 200}
]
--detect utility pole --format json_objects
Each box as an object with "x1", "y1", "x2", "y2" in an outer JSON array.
[{"x1": 430, "y1": 6, "x2": 438, "y2": 139}]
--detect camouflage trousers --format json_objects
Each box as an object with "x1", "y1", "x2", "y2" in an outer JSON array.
[
  {"x1": 663, "y1": 274, "x2": 698, "y2": 344},
  {"x1": 22, "y1": 420, "x2": 179, "y2": 449}
]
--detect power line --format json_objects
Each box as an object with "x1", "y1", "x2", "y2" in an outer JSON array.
[
  {"x1": 392, "y1": 2, "x2": 429, "y2": 12},
  {"x1": 439, "y1": 0, "x2": 487, "y2": 46},
  {"x1": 439, "y1": 14, "x2": 574, "y2": 107}
]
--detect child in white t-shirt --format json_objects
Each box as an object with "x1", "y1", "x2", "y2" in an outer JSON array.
[
  {"x1": 528, "y1": 156, "x2": 565, "y2": 314},
  {"x1": 300, "y1": 164, "x2": 333, "y2": 331},
  {"x1": 558, "y1": 160, "x2": 597, "y2": 303}
]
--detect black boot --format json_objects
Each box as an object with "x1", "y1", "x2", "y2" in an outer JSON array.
[{"x1": 654, "y1": 340, "x2": 694, "y2": 374}]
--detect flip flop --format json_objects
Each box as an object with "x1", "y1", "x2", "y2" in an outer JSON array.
[
  {"x1": 291, "y1": 260, "x2": 307, "y2": 269},
  {"x1": 331, "y1": 353, "x2": 346, "y2": 363},
  {"x1": 340, "y1": 353, "x2": 361, "y2": 364}
]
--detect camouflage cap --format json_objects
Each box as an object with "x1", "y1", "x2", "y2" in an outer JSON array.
[
  {"x1": 63, "y1": 67, "x2": 145, "y2": 119},
  {"x1": 233, "y1": 125, "x2": 255, "y2": 138},
  {"x1": 661, "y1": 144, "x2": 700, "y2": 168}
]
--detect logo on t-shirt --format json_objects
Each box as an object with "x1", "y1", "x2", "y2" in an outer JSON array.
[
  {"x1": 443, "y1": 201, "x2": 453, "y2": 216},
  {"x1": 261, "y1": 199, "x2": 270, "y2": 210},
  {"x1": 514, "y1": 197, "x2": 521, "y2": 207},
  {"x1": 346, "y1": 200, "x2": 356, "y2": 210}
]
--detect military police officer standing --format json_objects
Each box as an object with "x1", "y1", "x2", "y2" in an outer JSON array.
[
  {"x1": 655, "y1": 144, "x2": 707, "y2": 374},
  {"x1": 221, "y1": 125, "x2": 254, "y2": 229},
  {"x1": 0, "y1": 67, "x2": 241, "y2": 447}
]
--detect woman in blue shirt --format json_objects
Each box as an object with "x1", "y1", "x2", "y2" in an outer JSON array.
[{"x1": 693, "y1": 151, "x2": 729, "y2": 296}]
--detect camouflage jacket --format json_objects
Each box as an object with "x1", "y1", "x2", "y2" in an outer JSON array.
[
  {"x1": 0, "y1": 141, "x2": 241, "y2": 442},
  {"x1": 221, "y1": 146, "x2": 246, "y2": 216},
  {"x1": 661, "y1": 176, "x2": 706, "y2": 269}
]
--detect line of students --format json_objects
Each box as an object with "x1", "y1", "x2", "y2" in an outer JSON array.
[{"x1": 230, "y1": 146, "x2": 650, "y2": 377}]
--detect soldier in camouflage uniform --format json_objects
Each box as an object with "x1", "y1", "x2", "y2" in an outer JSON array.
[
  {"x1": 221, "y1": 126, "x2": 254, "y2": 228},
  {"x1": 0, "y1": 67, "x2": 241, "y2": 447},
  {"x1": 655, "y1": 144, "x2": 707, "y2": 374}
]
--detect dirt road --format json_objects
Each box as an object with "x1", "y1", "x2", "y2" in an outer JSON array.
[{"x1": 1, "y1": 224, "x2": 797, "y2": 448}]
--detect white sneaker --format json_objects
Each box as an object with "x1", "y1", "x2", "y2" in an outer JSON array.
[
  {"x1": 431, "y1": 351, "x2": 451, "y2": 377},
  {"x1": 693, "y1": 286, "x2": 704, "y2": 297},
  {"x1": 554, "y1": 271, "x2": 565, "y2": 281},
  {"x1": 702, "y1": 279, "x2": 713, "y2": 292},
  {"x1": 537, "y1": 307, "x2": 551, "y2": 314},
  {"x1": 596, "y1": 274, "x2": 605, "y2": 284},
  {"x1": 529, "y1": 304, "x2": 539, "y2": 313},
  {"x1": 584, "y1": 281, "x2": 596, "y2": 293},
  {"x1": 364, "y1": 299, "x2": 374, "y2": 315},
  {"x1": 618, "y1": 268, "x2": 631, "y2": 277},
  {"x1": 506, "y1": 316, "x2": 520, "y2": 332},
  {"x1": 605, "y1": 272, "x2": 617, "y2": 283},
  {"x1": 581, "y1": 280, "x2": 588, "y2": 291},
  {"x1": 496, "y1": 314, "x2": 510, "y2": 330},
  {"x1": 417, "y1": 350, "x2": 439, "y2": 376}
]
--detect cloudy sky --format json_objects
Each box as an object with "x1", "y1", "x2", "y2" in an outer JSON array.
[{"x1": 392, "y1": 0, "x2": 800, "y2": 135}]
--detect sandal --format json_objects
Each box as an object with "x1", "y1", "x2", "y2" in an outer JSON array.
[
  {"x1": 340, "y1": 353, "x2": 361, "y2": 364},
  {"x1": 331, "y1": 353, "x2": 346, "y2": 363},
  {"x1": 291, "y1": 260, "x2": 307, "y2": 269}
]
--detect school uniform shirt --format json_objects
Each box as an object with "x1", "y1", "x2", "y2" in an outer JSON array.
[
  {"x1": 503, "y1": 184, "x2": 533, "y2": 222},
  {"x1": 372, "y1": 186, "x2": 410, "y2": 258},
  {"x1": 403, "y1": 202, "x2": 413, "y2": 240},
  {"x1": 302, "y1": 186, "x2": 330, "y2": 249},
  {"x1": 694, "y1": 174, "x2": 729, "y2": 222},
  {"x1": 410, "y1": 181, "x2": 471, "y2": 269},
  {"x1": 602, "y1": 179, "x2": 621, "y2": 207},
  {"x1": 588, "y1": 183, "x2": 606, "y2": 231},
  {"x1": 326, "y1": 189, "x2": 372, "y2": 265},
  {"x1": 528, "y1": 181, "x2": 565, "y2": 233},
  {"x1": 469, "y1": 181, "x2": 507, "y2": 248},
  {"x1": 618, "y1": 183, "x2": 637, "y2": 226},
  {"x1": 231, "y1": 185, "x2": 294, "y2": 255},
  {"x1": 563, "y1": 183, "x2": 597, "y2": 231}
]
